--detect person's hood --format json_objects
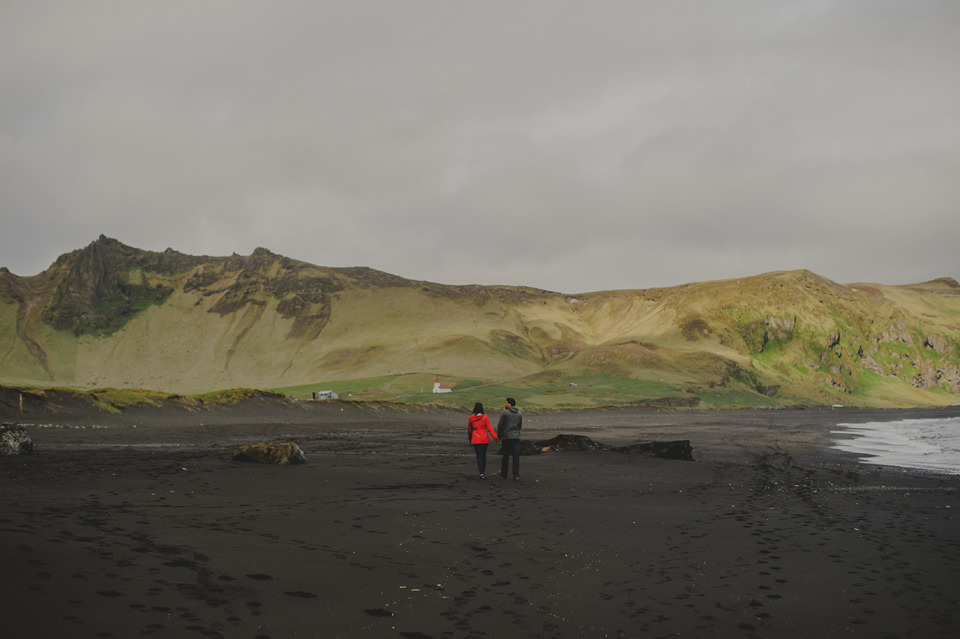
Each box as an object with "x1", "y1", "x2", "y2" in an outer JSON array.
[{"x1": 504, "y1": 405, "x2": 519, "y2": 413}]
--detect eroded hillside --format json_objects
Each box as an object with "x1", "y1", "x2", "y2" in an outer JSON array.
[{"x1": 1, "y1": 236, "x2": 958, "y2": 407}]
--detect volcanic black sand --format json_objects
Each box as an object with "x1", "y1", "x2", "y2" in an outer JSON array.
[{"x1": 2, "y1": 399, "x2": 959, "y2": 638}]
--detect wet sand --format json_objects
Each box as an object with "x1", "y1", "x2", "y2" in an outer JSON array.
[{"x1": 2, "y1": 402, "x2": 959, "y2": 638}]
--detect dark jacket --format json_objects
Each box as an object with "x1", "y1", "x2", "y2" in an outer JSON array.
[{"x1": 497, "y1": 405, "x2": 522, "y2": 441}]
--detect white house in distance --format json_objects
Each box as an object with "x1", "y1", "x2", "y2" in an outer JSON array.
[{"x1": 433, "y1": 376, "x2": 452, "y2": 393}]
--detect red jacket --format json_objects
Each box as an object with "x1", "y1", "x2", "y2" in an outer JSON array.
[{"x1": 468, "y1": 413, "x2": 498, "y2": 445}]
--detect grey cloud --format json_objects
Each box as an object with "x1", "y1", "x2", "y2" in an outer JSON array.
[{"x1": 1, "y1": 1, "x2": 958, "y2": 291}]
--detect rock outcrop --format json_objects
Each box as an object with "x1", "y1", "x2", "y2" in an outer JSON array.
[
  {"x1": 510, "y1": 434, "x2": 693, "y2": 461},
  {"x1": 0, "y1": 423, "x2": 33, "y2": 455},
  {"x1": 233, "y1": 442, "x2": 306, "y2": 465},
  {"x1": 532, "y1": 434, "x2": 605, "y2": 453},
  {"x1": 924, "y1": 334, "x2": 953, "y2": 355},
  {"x1": 615, "y1": 439, "x2": 693, "y2": 460}
]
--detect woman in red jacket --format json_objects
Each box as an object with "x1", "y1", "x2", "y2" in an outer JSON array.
[{"x1": 467, "y1": 402, "x2": 499, "y2": 479}]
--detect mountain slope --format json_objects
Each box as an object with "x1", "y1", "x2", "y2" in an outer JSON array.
[{"x1": 1, "y1": 236, "x2": 958, "y2": 407}]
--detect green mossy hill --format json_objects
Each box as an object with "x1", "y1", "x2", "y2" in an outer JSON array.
[
  {"x1": 1, "y1": 238, "x2": 958, "y2": 408},
  {"x1": 195, "y1": 388, "x2": 285, "y2": 405},
  {"x1": 0, "y1": 385, "x2": 294, "y2": 418},
  {"x1": 41, "y1": 235, "x2": 204, "y2": 335}
]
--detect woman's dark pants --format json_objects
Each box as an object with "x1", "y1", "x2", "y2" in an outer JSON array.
[{"x1": 472, "y1": 443, "x2": 488, "y2": 475}]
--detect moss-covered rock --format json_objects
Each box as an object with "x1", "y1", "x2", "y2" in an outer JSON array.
[
  {"x1": 233, "y1": 442, "x2": 306, "y2": 465},
  {"x1": 41, "y1": 235, "x2": 190, "y2": 335},
  {"x1": 1, "y1": 423, "x2": 33, "y2": 456}
]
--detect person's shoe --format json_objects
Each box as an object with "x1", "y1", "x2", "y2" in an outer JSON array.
[
  {"x1": 513, "y1": 476, "x2": 520, "y2": 480},
  {"x1": 480, "y1": 474, "x2": 485, "y2": 479}
]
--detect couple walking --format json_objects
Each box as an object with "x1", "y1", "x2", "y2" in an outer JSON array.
[{"x1": 467, "y1": 398, "x2": 522, "y2": 480}]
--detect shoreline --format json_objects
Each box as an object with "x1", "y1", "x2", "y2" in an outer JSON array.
[{"x1": 2, "y1": 406, "x2": 959, "y2": 637}]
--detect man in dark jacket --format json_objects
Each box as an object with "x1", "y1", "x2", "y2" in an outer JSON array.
[{"x1": 497, "y1": 397, "x2": 522, "y2": 480}]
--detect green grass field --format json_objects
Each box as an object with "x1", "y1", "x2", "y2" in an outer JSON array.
[{"x1": 270, "y1": 372, "x2": 796, "y2": 410}]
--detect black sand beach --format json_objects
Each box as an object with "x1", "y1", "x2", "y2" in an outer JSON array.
[{"x1": 2, "y1": 401, "x2": 959, "y2": 638}]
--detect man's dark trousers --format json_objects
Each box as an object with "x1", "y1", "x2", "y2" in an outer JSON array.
[{"x1": 500, "y1": 439, "x2": 520, "y2": 478}]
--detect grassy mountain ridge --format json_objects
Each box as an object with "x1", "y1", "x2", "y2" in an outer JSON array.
[{"x1": 1, "y1": 236, "x2": 958, "y2": 408}]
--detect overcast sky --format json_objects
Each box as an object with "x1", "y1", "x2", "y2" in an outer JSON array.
[{"x1": 2, "y1": 1, "x2": 958, "y2": 293}]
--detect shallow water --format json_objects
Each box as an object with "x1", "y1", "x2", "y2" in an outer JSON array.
[{"x1": 832, "y1": 416, "x2": 960, "y2": 475}]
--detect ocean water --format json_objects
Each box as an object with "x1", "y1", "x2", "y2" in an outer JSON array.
[{"x1": 831, "y1": 417, "x2": 960, "y2": 475}]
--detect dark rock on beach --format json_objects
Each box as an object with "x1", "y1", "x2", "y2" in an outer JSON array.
[
  {"x1": 614, "y1": 438, "x2": 693, "y2": 460},
  {"x1": 531, "y1": 433, "x2": 605, "y2": 452},
  {"x1": 0, "y1": 423, "x2": 33, "y2": 455},
  {"x1": 232, "y1": 442, "x2": 306, "y2": 464},
  {"x1": 514, "y1": 433, "x2": 693, "y2": 460}
]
